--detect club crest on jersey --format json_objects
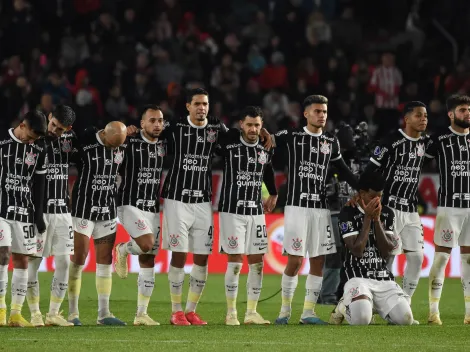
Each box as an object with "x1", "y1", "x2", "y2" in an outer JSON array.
[
  {"x1": 320, "y1": 141, "x2": 330, "y2": 154},
  {"x1": 442, "y1": 229, "x2": 453, "y2": 242},
  {"x1": 349, "y1": 287, "x2": 360, "y2": 298},
  {"x1": 157, "y1": 145, "x2": 165, "y2": 157},
  {"x1": 25, "y1": 152, "x2": 36, "y2": 166},
  {"x1": 391, "y1": 234, "x2": 400, "y2": 250},
  {"x1": 292, "y1": 238, "x2": 303, "y2": 251},
  {"x1": 416, "y1": 143, "x2": 425, "y2": 157},
  {"x1": 37, "y1": 239, "x2": 44, "y2": 252},
  {"x1": 228, "y1": 236, "x2": 238, "y2": 249},
  {"x1": 78, "y1": 219, "x2": 88, "y2": 229},
  {"x1": 258, "y1": 151, "x2": 267, "y2": 164},
  {"x1": 61, "y1": 139, "x2": 72, "y2": 153},
  {"x1": 169, "y1": 234, "x2": 180, "y2": 247},
  {"x1": 207, "y1": 130, "x2": 217, "y2": 143},
  {"x1": 135, "y1": 220, "x2": 148, "y2": 231},
  {"x1": 113, "y1": 150, "x2": 123, "y2": 164}
]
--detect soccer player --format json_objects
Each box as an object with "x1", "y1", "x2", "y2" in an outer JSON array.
[
  {"x1": 273, "y1": 95, "x2": 358, "y2": 325},
  {"x1": 0, "y1": 110, "x2": 47, "y2": 327},
  {"x1": 361, "y1": 101, "x2": 428, "y2": 318},
  {"x1": 26, "y1": 105, "x2": 77, "y2": 327},
  {"x1": 114, "y1": 105, "x2": 165, "y2": 326},
  {"x1": 217, "y1": 106, "x2": 278, "y2": 326},
  {"x1": 68, "y1": 121, "x2": 128, "y2": 326},
  {"x1": 329, "y1": 172, "x2": 414, "y2": 326},
  {"x1": 425, "y1": 94, "x2": 470, "y2": 325}
]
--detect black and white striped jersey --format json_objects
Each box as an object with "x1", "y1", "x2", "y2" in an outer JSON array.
[
  {"x1": 338, "y1": 204, "x2": 395, "y2": 281},
  {"x1": 43, "y1": 131, "x2": 78, "y2": 214},
  {"x1": 161, "y1": 116, "x2": 228, "y2": 204},
  {"x1": 369, "y1": 129, "x2": 427, "y2": 213},
  {"x1": 117, "y1": 130, "x2": 166, "y2": 213},
  {"x1": 217, "y1": 133, "x2": 273, "y2": 215},
  {"x1": 0, "y1": 129, "x2": 47, "y2": 223},
  {"x1": 71, "y1": 128, "x2": 127, "y2": 221},
  {"x1": 425, "y1": 126, "x2": 470, "y2": 208},
  {"x1": 274, "y1": 127, "x2": 341, "y2": 209}
]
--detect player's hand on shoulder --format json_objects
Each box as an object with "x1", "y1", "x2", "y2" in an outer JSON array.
[
  {"x1": 346, "y1": 193, "x2": 360, "y2": 208},
  {"x1": 260, "y1": 128, "x2": 273, "y2": 150},
  {"x1": 126, "y1": 125, "x2": 139, "y2": 136}
]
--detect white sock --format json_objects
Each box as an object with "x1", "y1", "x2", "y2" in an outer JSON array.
[
  {"x1": 429, "y1": 252, "x2": 450, "y2": 314},
  {"x1": 26, "y1": 257, "x2": 42, "y2": 314},
  {"x1": 280, "y1": 273, "x2": 298, "y2": 317},
  {"x1": 49, "y1": 255, "x2": 70, "y2": 315},
  {"x1": 403, "y1": 252, "x2": 423, "y2": 302},
  {"x1": 137, "y1": 267, "x2": 155, "y2": 315},
  {"x1": 302, "y1": 274, "x2": 322, "y2": 318},
  {"x1": 461, "y1": 253, "x2": 470, "y2": 316},
  {"x1": 168, "y1": 265, "x2": 185, "y2": 313},
  {"x1": 247, "y1": 262, "x2": 263, "y2": 314},
  {"x1": 347, "y1": 299, "x2": 373, "y2": 325},
  {"x1": 225, "y1": 262, "x2": 242, "y2": 314},
  {"x1": 185, "y1": 264, "x2": 208, "y2": 313},
  {"x1": 11, "y1": 268, "x2": 28, "y2": 315},
  {"x1": 96, "y1": 264, "x2": 112, "y2": 319},
  {"x1": 68, "y1": 262, "x2": 84, "y2": 317},
  {"x1": 120, "y1": 241, "x2": 144, "y2": 255},
  {"x1": 0, "y1": 265, "x2": 8, "y2": 309}
]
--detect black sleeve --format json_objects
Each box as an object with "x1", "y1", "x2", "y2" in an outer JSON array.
[
  {"x1": 332, "y1": 158, "x2": 359, "y2": 190},
  {"x1": 363, "y1": 161, "x2": 381, "y2": 175},
  {"x1": 263, "y1": 163, "x2": 277, "y2": 196},
  {"x1": 33, "y1": 173, "x2": 46, "y2": 233}
]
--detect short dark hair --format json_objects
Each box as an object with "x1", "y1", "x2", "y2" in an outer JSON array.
[
  {"x1": 23, "y1": 110, "x2": 47, "y2": 137},
  {"x1": 446, "y1": 94, "x2": 470, "y2": 112},
  {"x1": 358, "y1": 171, "x2": 385, "y2": 192},
  {"x1": 186, "y1": 88, "x2": 209, "y2": 103},
  {"x1": 240, "y1": 106, "x2": 263, "y2": 121},
  {"x1": 139, "y1": 104, "x2": 161, "y2": 120},
  {"x1": 403, "y1": 101, "x2": 426, "y2": 115},
  {"x1": 52, "y1": 104, "x2": 76, "y2": 127},
  {"x1": 303, "y1": 95, "x2": 328, "y2": 110}
]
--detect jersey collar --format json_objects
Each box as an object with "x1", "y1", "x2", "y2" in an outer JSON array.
[
  {"x1": 449, "y1": 126, "x2": 469, "y2": 136},
  {"x1": 187, "y1": 115, "x2": 208, "y2": 129},
  {"x1": 9, "y1": 128, "x2": 23, "y2": 143},
  {"x1": 240, "y1": 135, "x2": 259, "y2": 147},
  {"x1": 96, "y1": 130, "x2": 105, "y2": 146},
  {"x1": 140, "y1": 130, "x2": 158, "y2": 144},
  {"x1": 398, "y1": 129, "x2": 420, "y2": 141},
  {"x1": 303, "y1": 126, "x2": 322, "y2": 137}
]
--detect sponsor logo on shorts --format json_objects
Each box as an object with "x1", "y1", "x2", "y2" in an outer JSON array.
[
  {"x1": 228, "y1": 236, "x2": 238, "y2": 249},
  {"x1": 169, "y1": 234, "x2": 180, "y2": 247},
  {"x1": 37, "y1": 239, "x2": 43, "y2": 252},
  {"x1": 135, "y1": 219, "x2": 148, "y2": 231},
  {"x1": 391, "y1": 235, "x2": 400, "y2": 250},
  {"x1": 291, "y1": 238, "x2": 302, "y2": 251},
  {"x1": 442, "y1": 229, "x2": 453, "y2": 242},
  {"x1": 349, "y1": 287, "x2": 359, "y2": 298},
  {"x1": 78, "y1": 219, "x2": 88, "y2": 229},
  {"x1": 0, "y1": 230, "x2": 3, "y2": 241}
]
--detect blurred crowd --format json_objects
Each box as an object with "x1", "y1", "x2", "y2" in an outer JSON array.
[{"x1": 1, "y1": 0, "x2": 470, "y2": 146}]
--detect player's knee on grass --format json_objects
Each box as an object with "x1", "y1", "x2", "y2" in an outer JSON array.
[
  {"x1": 387, "y1": 300, "x2": 413, "y2": 326},
  {"x1": 348, "y1": 298, "x2": 373, "y2": 325},
  {"x1": 0, "y1": 247, "x2": 11, "y2": 265},
  {"x1": 285, "y1": 255, "x2": 303, "y2": 276},
  {"x1": 135, "y1": 234, "x2": 155, "y2": 253},
  {"x1": 138, "y1": 254, "x2": 155, "y2": 268}
]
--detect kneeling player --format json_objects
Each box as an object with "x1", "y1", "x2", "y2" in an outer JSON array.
[
  {"x1": 330, "y1": 172, "x2": 414, "y2": 326},
  {"x1": 217, "y1": 106, "x2": 278, "y2": 325}
]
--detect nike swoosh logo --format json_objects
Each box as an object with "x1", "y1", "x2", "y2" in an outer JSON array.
[
  {"x1": 326, "y1": 246, "x2": 334, "y2": 251},
  {"x1": 135, "y1": 148, "x2": 144, "y2": 151},
  {"x1": 399, "y1": 152, "x2": 407, "y2": 156},
  {"x1": 297, "y1": 143, "x2": 305, "y2": 145},
  {"x1": 3, "y1": 154, "x2": 11, "y2": 158},
  {"x1": 258, "y1": 246, "x2": 267, "y2": 250},
  {"x1": 110, "y1": 226, "x2": 116, "y2": 231},
  {"x1": 92, "y1": 157, "x2": 100, "y2": 160},
  {"x1": 144, "y1": 285, "x2": 153, "y2": 288},
  {"x1": 184, "y1": 133, "x2": 193, "y2": 136},
  {"x1": 446, "y1": 144, "x2": 454, "y2": 148},
  {"x1": 234, "y1": 154, "x2": 242, "y2": 158}
]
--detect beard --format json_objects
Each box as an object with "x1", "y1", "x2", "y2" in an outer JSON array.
[{"x1": 454, "y1": 118, "x2": 470, "y2": 129}]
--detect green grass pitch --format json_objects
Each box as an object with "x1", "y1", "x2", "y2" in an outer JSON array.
[{"x1": 0, "y1": 273, "x2": 468, "y2": 351}]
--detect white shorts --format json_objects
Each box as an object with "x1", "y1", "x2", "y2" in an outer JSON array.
[
  {"x1": 117, "y1": 205, "x2": 160, "y2": 255},
  {"x1": 343, "y1": 277, "x2": 409, "y2": 319},
  {"x1": 0, "y1": 217, "x2": 36, "y2": 255},
  {"x1": 434, "y1": 207, "x2": 470, "y2": 248},
  {"x1": 219, "y1": 212, "x2": 267, "y2": 255},
  {"x1": 283, "y1": 206, "x2": 336, "y2": 257},
  {"x1": 390, "y1": 208, "x2": 424, "y2": 255},
  {"x1": 72, "y1": 217, "x2": 117, "y2": 239},
  {"x1": 162, "y1": 199, "x2": 213, "y2": 254},
  {"x1": 35, "y1": 213, "x2": 74, "y2": 258}
]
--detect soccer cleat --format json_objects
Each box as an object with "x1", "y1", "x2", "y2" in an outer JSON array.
[
  {"x1": 45, "y1": 312, "x2": 74, "y2": 326},
  {"x1": 134, "y1": 313, "x2": 160, "y2": 326},
  {"x1": 274, "y1": 315, "x2": 290, "y2": 325},
  {"x1": 30, "y1": 311, "x2": 45, "y2": 327},
  {"x1": 185, "y1": 311, "x2": 207, "y2": 325},
  {"x1": 97, "y1": 314, "x2": 127, "y2": 326},
  {"x1": 428, "y1": 312, "x2": 443, "y2": 325},
  {"x1": 464, "y1": 315, "x2": 470, "y2": 324},
  {"x1": 299, "y1": 314, "x2": 328, "y2": 325},
  {"x1": 8, "y1": 313, "x2": 33, "y2": 327},
  {"x1": 114, "y1": 243, "x2": 128, "y2": 279},
  {"x1": 329, "y1": 298, "x2": 345, "y2": 325},
  {"x1": 244, "y1": 312, "x2": 270, "y2": 325},
  {"x1": 68, "y1": 314, "x2": 82, "y2": 326},
  {"x1": 0, "y1": 308, "x2": 6, "y2": 326},
  {"x1": 170, "y1": 311, "x2": 191, "y2": 326},
  {"x1": 225, "y1": 312, "x2": 240, "y2": 326},
  {"x1": 412, "y1": 319, "x2": 420, "y2": 325}
]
